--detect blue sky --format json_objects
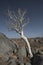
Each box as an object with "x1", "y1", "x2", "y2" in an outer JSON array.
[{"x1": 0, "y1": 0, "x2": 43, "y2": 38}]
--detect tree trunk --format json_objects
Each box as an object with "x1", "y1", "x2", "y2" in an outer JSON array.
[{"x1": 21, "y1": 31, "x2": 33, "y2": 58}]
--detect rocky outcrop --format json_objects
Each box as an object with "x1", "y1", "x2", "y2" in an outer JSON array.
[
  {"x1": 0, "y1": 32, "x2": 18, "y2": 64},
  {"x1": 0, "y1": 32, "x2": 43, "y2": 65}
]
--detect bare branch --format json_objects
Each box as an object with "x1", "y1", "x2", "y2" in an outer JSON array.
[
  {"x1": 8, "y1": 10, "x2": 17, "y2": 22},
  {"x1": 18, "y1": 9, "x2": 26, "y2": 22},
  {"x1": 7, "y1": 9, "x2": 29, "y2": 35},
  {"x1": 22, "y1": 18, "x2": 30, "y2": 27}
]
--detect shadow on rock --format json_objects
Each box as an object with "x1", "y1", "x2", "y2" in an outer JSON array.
[{"x1": 31, "y1": 53, "x2": 43, "y2": 65}]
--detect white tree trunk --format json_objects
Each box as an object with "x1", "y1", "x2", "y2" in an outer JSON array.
[{"x1": 21, "y1": 31, "x2": 33, "y2": 58}]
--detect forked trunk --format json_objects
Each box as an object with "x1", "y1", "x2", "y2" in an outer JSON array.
[{"x1": 21, "y1": 31, "x2": 33, "y2": 58}]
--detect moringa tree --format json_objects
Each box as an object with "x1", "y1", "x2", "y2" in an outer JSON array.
[{"x1": 7, "y1": 9, "x2": 33, "y2": 58}]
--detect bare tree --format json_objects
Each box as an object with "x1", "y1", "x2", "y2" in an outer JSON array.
[{"x1": 7, "y1": 9, "x2": 33, "y2": 58}]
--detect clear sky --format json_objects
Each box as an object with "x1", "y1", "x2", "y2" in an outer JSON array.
[{"x1": 0, "y1": 0, "x2": 43, "y2": 38}]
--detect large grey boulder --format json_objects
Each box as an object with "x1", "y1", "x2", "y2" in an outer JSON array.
[
  {"x1": 18, "y1": 45, "x2": 27, "y2": 57},
  {"x1": 0, "y1": 32, "x2": 18, "y2": 62},
  {"x1": 31, "y1": 54, "x2": 43, "y2": 65}
]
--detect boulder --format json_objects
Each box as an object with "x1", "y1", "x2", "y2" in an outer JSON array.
[
  {"x1": 7, "y1": 57, "x2": 17, "y2": 65},
  {"x1": 31, "y1": 54, "x2": 43, "y2": 65},
  {"x1": 26, "y1": 62, "x2": 31, "y2": 65},
  {"x1": 18, "y1": 45, "x2": 27, "y2": 57},
  {"x1": 0, "y1": 32, "x2": 18, "y2": 62}
]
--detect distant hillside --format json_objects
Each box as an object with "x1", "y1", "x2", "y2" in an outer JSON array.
[{"x1": 11, "y1": 37, "x2": 43, "y2": 51}]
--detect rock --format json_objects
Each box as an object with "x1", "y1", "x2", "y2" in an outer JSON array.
[
  {"x1": 18, "y1": 45, "x2": 27, "y2": 57},
  {"x1": 31, "y1": 54, "x2": 43, "y2": 65},
  {"x1": 39, "y1": 55, "x2": 43, "y2": 65},
  {"x1": 0, "y1": 33, "x2": 18, "y2": 62},
  {"x1": 32, "y1": 48, "x2": 39, "y2": 54},
  {"x1": 39, "y1": 50, "x2": 43, "y2": 55},
  {"x1": 26, "y1": 62, "x2": 31, "y2": 65},
  {"x1": 23, "y1": 57, "x2": 31, "y2": 65},
  {"x1": 20, "y1": 63, "x2": 24, "y2": 65},
  {"x1": 7, "y1": 58, "x2": 17, "y2": 65},
  {"x1": 0, "y1": 33, "x2": 43, "y2": 65}
]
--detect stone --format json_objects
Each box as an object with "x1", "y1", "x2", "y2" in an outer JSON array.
[
  {"x1": 26, "y1": 62, "x2": 31, "y2": 65},
  {"x1": 0, "y1": 33, "x2": 18, "y2": 63},
  {"x1": 7, "y1": 58, "x2": 17, "y2": 65},
  {"x1": 31, "y1": 54, "x2": 43, "y2": 65},
  {"x1": 39, "y1": 50, "x2": 43, "y2": 55},
  {"x1": 32, "y1": 48, "x2": 39, "y2": 54},
  {"x1": 20, "y1": 63, "x2": 24, "y2": 65},
  {"x1": 39, "y1": 55, "x2": 43, "y2": 65},
  {"x1": 18, "y1": 46, "x2": 27, "y2": 57}
]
